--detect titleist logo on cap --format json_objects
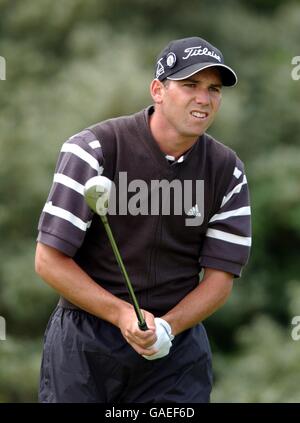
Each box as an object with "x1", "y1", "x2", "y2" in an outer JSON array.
[
  {"x1": 182, "y1": 46, "x2": 221, "y2": 62},
  {"x1": 154, "y1": 36, "x2": 237, "y2": 86}
]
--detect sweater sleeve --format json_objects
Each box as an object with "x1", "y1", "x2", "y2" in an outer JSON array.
[
  {"x1": 199, "y1": 157, "x2": 252, "y2": 277},
  {"x1": 37, "y1": 130, "x2": 104, "y2": 257}
]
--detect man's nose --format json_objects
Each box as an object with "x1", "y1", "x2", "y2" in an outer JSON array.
[{"x1": 195, "y1": 88, "x2": 210, "y2": 105}]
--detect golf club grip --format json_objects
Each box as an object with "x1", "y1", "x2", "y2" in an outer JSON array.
[{"x1": 138, "y1": 320, "x2": 148, "y2": 331}]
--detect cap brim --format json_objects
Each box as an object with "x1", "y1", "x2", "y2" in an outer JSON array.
[{"x1": 167, "y1": 62, "x2": 237, "y2": 87}]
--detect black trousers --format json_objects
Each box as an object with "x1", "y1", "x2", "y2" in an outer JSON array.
[{"x1": 39, "y1": 306, "x2": 213, "y2": 403}]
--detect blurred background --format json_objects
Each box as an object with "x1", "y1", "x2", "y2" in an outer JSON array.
[{"x1": 0, "y1": 0, "x2": 300, "y2": 402}]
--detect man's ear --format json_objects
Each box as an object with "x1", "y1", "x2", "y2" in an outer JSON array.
[{"x1": 150, "y1": 79, "x2": 165, "y2": 104}]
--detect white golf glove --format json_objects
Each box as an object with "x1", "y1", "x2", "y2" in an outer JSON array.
[{"x1": 142, "y1": 318, "x2": 174, "y2": 360}]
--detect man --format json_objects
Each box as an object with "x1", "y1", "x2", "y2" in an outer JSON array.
[{"x1": 35, "y1": 36, "x2": 251, "y2": 403}]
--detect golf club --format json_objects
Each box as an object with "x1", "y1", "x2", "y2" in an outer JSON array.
[{"x1": 84, "y1": 175, "x2": 148, "y2": 331}]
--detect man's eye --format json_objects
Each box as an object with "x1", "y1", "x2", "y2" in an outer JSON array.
[
  {"x1": 184, "y1": 83, "x2": 196, "y2": 88},
  {"x1": 209, "y1": 86, "x2": 220, "y2": 93}
]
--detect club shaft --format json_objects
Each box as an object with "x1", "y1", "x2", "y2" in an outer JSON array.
[{"x1": 101, "y1": 216, "x2": 148, "y2": 331}]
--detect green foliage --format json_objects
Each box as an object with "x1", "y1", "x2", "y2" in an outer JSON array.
[
  {"x1": 212, "y1": 283, "x2": 300, "y2": 402},
  {"x1": 0, "y1": 0, "x2": 299, "y2": 402},
  {"x1": 212, "y1": 315, "x2": 300, "y2": 402},
  {"x1": 0, "y1": 337, "x2": 41, "y2": 402},
  {"x1": 0, "y1": 243, "x2": 57, "y2": 337}
]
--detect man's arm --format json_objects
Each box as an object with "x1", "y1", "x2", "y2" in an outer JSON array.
[
  {"x1": 161, "y1": 268, "x2": 233, "y2": 336},
  {"x1": 162, "y1": 157, "x2": 251, "y2": 335},
  {"x1": 35, "y1": 242, "x2": 157, "y2": 355}
]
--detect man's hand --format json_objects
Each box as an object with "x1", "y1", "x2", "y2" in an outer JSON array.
[
  {"x1": 118, "y1": 306, "x2": 158, "y2": 356},
  {"x1": 143, "y1": 318, "x2": 174, "y2": 360}
]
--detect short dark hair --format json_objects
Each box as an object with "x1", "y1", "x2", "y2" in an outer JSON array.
[{"x1": 161, "y1": 79, "x2": 170, "y2": 87}]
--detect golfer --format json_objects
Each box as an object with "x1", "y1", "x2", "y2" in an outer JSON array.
[{"x1": 35, "y1": 36, "x2": 251, "y2": 403}]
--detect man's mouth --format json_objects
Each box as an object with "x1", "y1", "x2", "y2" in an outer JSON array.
[{"x1": 190, "y1": 111, "x2": 209, "y2": 119}]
